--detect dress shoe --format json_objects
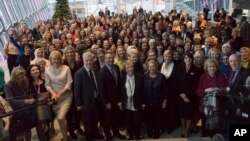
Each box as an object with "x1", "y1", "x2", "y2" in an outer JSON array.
[
  {"x1": 153, "y1": 133, "x2": 160, "y2": 139},
  {"x1": 127, "y1": 136, "x2": 133, "y2": 140},
  {"x1": 69, "y1": 132, "x2": 77, "y2": 140},
  {"x1": 115, "y1": 133, "x2": 126, "y2": 140}
]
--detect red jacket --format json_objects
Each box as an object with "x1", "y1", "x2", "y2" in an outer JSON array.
[{"x1": 196, "y1": 72, "x2": 227, "y2": 113}]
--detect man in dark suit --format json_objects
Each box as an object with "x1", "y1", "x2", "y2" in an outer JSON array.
[
  {"x1": 177, "y1": 24, "x2": 193, "y2": 41},
  {"x1": 100, "y1": 52, "x2": 126, "y2": 141},
  {"x1": 74, "y1": 52, "x2": 103, "y2": 141},
  {"x1": 239, "y1": 16, "x2": 250, "y2": 46},
  {"x1": 228, "y1": 54, "x2": 249, "y2": 124}
]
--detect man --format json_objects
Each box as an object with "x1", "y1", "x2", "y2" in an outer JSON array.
[
  {"x1": 177, "y1": 24, "x2": 193, "y2": 41},
  {"x1": 203, "y1": 37, "x2": 213, "y2": 58},
  {"x1": 100, "y1": 52, "x2": 126, "y2": 141},
  {"x1": 74, "y1": 52, "x2": 103, "y2": 141},
  {"x1": 239, "y1": 16, "x2": 250, "y2": 46},
  {"x1": 228, "y1": 54, "x2": 249, "y2": 124}
]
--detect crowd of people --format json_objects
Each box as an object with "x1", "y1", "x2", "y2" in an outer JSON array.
[{"x1": 0, "y1": 6, "x2": 250, "y2": 141}]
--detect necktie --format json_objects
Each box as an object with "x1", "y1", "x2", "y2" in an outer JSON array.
[
  {"x1": 229, "y1": 71, "x2": 236, "y2": 84},
  {"x1": 89, "y1": 70, "x2": 98, "y2": 97}
]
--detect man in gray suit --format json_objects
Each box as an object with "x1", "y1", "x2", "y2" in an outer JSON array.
[{"x1": 74, "y1": 52, "x2": 103, "y2": 141}]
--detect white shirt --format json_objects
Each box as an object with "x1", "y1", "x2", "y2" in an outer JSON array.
[
  {"x1": 125, "y1": 74, "x2": 137, "y2": 111},
  {"x1": 161, "y1": 62, "x2": 174, "y2": 79}
]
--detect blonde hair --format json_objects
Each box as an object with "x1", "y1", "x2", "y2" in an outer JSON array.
[
  {"x1": 49, "y1": 50, "x2": 63, "y2": 64},
  {"x1": 123, "y1": 60, "x2": 135, "y2": 72},
  {"x1": 147, "y1": 60, "x2": 158, "y2": 69},
  {"x1": 163, "y1": 50, "x2": 173, "y2": 57},
  {"x1": 10, "y1": 66, "x2": 26, "y2": 82},
  {"x1": 240, "y1": 47, "x2": 250, "y2": 53},
  {"x1": 204, "y1": 58, "x2": 219, "y2": 71}
]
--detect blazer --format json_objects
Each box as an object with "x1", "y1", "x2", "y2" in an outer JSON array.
[
  {"x1": 100, "y1": 64, "x2": 122, "y2": 105},
  {"x1": 4, "y1": 78, "x2": 31, "y2": 110},
  {"x1": 228, "y1": 67, "x2": 249, "y2": 110},
  {"x1": 74, "y1": 66, "x2": 102, "y2": 111},
  {"x1": 121, "y1": 74, "x2": 144, "y2": 110}
]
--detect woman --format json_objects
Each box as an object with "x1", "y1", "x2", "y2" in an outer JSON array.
[
  {"x1": 36, "y1": 59, "x2": 47, "y2": 79},
  {"x1": 97, "y1": 48, "x2": 106, "y2": 69},
  {"x1": 31, "y1": 48, "x2": 50, "y2": 67},
  {"x1": 63, "y1": 46, "x2": 84, "y2": 140},
  {"x1": 194, "y1": 51, "x2": 205, "y2": 70},
  {"x1": 196, "y1": 59, "x2": 227, "y2": 137},
  {"x1": 45, "y1": 51, "x2": 73, "y2": 141},
  {"x1": 160, "y1": 50, "x2": 179, "y2": 132},
  {"x1": 208, "y1": 48, "x2": 221, "y2": 63},
  {"x1": 4, "y1": 66, "x2": 36, "y2": 141},
  {"x1": 144, "y1": 60, "x2": 167, "y2": 139},
  {"x1": 156, "y1": 43, "x2": 164, "y2": 64},
  {"x1": 230, "y1": 27, "x2": 243, "y2": 52},
  {"x1": 177, "y1": 53, "x2": 201, "y2": 138},
  {"x1": 121, "y1": 60, "x2": 144, "y2": 140},
  {"x1": 26, "y1": 64, "x2": 51, "y2": 141},
  {"x1": 240, "y1": 47, "x2": 250, "y2": 70},
  {"x1": 114, "y1": 46, "x2": 127, "y2": 71}
]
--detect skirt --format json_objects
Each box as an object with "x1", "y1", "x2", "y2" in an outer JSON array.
[{"x1": 52, "y1": 90, "x2": 73, "y2": 119}]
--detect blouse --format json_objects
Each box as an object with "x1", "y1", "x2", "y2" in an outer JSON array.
[
  {"x1": 45, "y1": 65, "x2": 73, "y2": 93},
  {"x1": 125, "y1": 74, "x2": 136, "y2": 111},
  {"x1": 144, "y1": 73, "x2": 167, "y2": 106}
]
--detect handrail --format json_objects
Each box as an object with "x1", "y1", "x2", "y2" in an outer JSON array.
[{"x1": 0, "y1": 99, "x2": 55, "y2": 119}]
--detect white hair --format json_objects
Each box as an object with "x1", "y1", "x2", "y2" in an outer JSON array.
[{"x1": 82, "y1": 52, "x2": 93, "y2": 60}]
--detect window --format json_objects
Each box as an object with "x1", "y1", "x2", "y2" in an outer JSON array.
[
  {"x1": 0, "y1": 20, "x2": 3, "y2": 32},
  {"x1": 0, "y1": 32, "x2": 9, "y2": 45},
  {"x1": 30, "y1": 0, "x2": 37, "y2": 13},
  {"x1": 0, "y1": 1, "x2": 11, "y2": 29},
  {"x1": 21, "y1": 0, "x2": 31, "y2": 16},
  {"x1": 3, "y1": 0, "x2": 18, "y2": 24},
  {"x1": 0, "y1": 41, "x2": 4, "y2": 62},
  {"x1": 10, "y1": 0, "x2": 23, "y2": 21},
  {"x1": 17, "y1": 0, "x2": 28, "y2": 17}
]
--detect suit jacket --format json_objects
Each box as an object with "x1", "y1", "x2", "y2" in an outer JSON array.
[
  {"x1": 74, "y1": 66, "x2": 102, "y2": 111},
  {"x1": 121, "y1": 74, "x2": 144, "y2": 110},
  {"x1": 176, "y1": 31, "x2": 193, "y2": 41},
  {"x1": 228, "y1": 67, "x2": 249, "y2": 111},
  {"x1": 4, "y1": 78, "x2": 31, "y2": 110},
  {"x1": 100, "y1": 64, "x2": 122, "y2": 105}
]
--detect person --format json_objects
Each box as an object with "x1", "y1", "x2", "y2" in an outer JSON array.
[
  {"x1": 31, "y1": 48, "x2": 50, "y2": 67},
  {"x1": 26, "y1": 64, "x2": 51, "y2": 141},
  {"x1": 100, "y1": 52, "x2": 126, "y2": 141},
  {"x1": 0, "y1": 67, "x2": 5, "y2": 97},
  {"x1": 3, "y1": 32, "x2": 19, "y2": 74},
  {"x1": 239, "y1": 16, "x2": 250, "y2": 46},
  {"x1": 114, "y1": 46, "x2": 127, "y2": 71},
  {"x1": 227, "y1": 54, "x2": 249, "y2": 124},
  {"x1": 63, "y1": 46, "x2": 84, "y2": 139},
  {"x1": 0, "y1": 95, "x2": 12, "y2": 141},
  {"x1": 121, "y1": 60, "x2": 144, "y2": 140},
  {"x1": 144, "y1": 60, "x2": 167, "y2": 139},
  {"x1": 196, "y1": 59, "x2": 227, "y2": 137},
  {"x1": 160, "y1": 50, "x2": 179, "y2": 133},
  {"x1": 45, "y1": 51, "x2": 73, "y2": 141},
  {"x1": 4, "y1": 66, "x2": 36, "y2": 141},
  {"x1": 0, "y1": 108, "x2": 10, "y2": 141},
  {"x1": 74, "y1": 52, "x2": 103, "y2": 141},
  {"x1": 240, "y1": 47, "x2": 250, "y2": 70},
  {"x1": 177, "y1": 53, "x2": 201, "y2": 138}
]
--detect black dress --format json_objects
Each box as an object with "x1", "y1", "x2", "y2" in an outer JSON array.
[{"x1": 177, "y1": 65, "x2": 201, "y2": 120}]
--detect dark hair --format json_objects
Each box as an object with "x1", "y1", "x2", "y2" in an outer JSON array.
[
  {"x1": 184, "y1": 52, "x2": 194, "y2": 60},
  {"x1": 26, "y1": 64, "x2": 42, "y2": 82}
]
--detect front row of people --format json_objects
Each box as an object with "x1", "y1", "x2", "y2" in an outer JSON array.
[{"x1": 2, "y1": 50, "x2": 250, "y2": 141}]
